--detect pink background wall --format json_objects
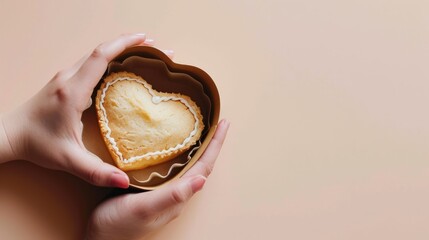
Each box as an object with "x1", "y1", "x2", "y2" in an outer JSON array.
[{"x1": 0, "y1": 0, "x2": 428, "y2": 239}]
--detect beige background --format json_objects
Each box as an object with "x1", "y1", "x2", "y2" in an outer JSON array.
[{"x1": 0, "y1": 0, "x2": 428, "y2": 239}]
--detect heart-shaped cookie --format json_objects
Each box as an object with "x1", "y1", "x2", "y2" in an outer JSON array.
[
  {"x1": 95, "y1": 72, "x2": 205, "y2": 171},
  {"x1": 82, "y1": 46, "x2": 220, "y2": 190}
]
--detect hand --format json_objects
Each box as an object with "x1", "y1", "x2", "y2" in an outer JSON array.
[
  {"x1": 85, "y1": 119, "x2": 230, "y2": 240},
  {"x1": 0, "y1": 33, "x2": 156, "y2": 188}
]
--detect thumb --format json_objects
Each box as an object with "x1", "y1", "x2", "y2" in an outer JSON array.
[
  {"x1": 128, "y1": 175, "x2": 206, "y2": 214},
  {"x1": 64, "y1": 147, "x2": 129, "y2": 188}
]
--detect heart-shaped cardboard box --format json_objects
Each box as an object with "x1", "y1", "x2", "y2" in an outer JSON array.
[{"x1": 82, "y1": 46, "x2": 220, "y2": 190}]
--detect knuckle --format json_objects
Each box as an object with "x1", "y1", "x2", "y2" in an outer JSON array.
[
  {"x1": 88, "y1": 168, "x2": 102, "y2": 186},
  {"x1": 197, "y1": 161, "x2": 214, "y2": 177},
  {"x1": 50, "y1": 70, "x2": 70, "y2": 89},
  {"x1": 90, "y1": 45, "x2": 107, "y2": 62},
  {"x1": 52, "y1": 70, "x2": 67, "y2": 81},
  {"x1": 171, "y1": 188, "x2": 187, "y2": 204},
  {"x1": 204, "y1": 163, "x2": 214, "y2": 177},
  {"x1": 54, "y1": 84, "x2": 69, "y2": 103},
  {"x1": 50, "y1": 71, "x2": 71, "y2": 103}
]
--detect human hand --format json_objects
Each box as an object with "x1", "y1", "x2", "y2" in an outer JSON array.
[
  {"x1": 85, "y1": 119, "x2": 230, "y2": 240},
  {"x1": 0, "y1": 33, "x2": 157, "y2": 188}
]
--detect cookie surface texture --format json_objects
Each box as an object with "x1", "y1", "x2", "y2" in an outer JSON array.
[{"x1": 95, "y1": 72, "x2": 204, "y2": 171}]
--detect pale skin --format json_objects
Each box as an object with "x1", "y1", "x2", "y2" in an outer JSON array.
[{"x1": 0, "y1": 33, "x2": 229, "y2": 240}]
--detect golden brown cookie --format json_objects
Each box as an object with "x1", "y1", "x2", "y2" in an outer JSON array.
[{"x1": 95, "y1": 72, "x2": 204, "y2": 171}]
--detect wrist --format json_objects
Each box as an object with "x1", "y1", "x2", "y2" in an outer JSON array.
[{"x1": 0, "y1": 115, "x2": 16, "y2": 163}]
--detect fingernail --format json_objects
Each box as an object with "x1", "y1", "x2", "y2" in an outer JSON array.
[
  {"x1": 162, "y1": 49, "x2": 174, "y2": 55},
  {"x1": 135, "y1": 33, "x2": 146, "y2": 37},
  {"x1": 220, "y1": 119, "x2": 230, "y2": 128},
  {"x1": 190, "y1": 175, "x2": 206, "y2": 193},
  {"x1": 144, "y1": 38, "x2": 155, "y2": 44},
  {"x1": 224, "y1": 119, "x2": 230, "y2": 129},
  {"x1": 111, "y1": 172, "x2": 129, "y2": 189}
]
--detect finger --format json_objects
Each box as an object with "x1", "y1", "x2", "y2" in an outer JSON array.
[
  {"x1": 127, "y1": 175, "x2": 206, "y2": 215},
  {"x1": 142, "y1": 38, "x2": 155, "y2": 46},
  {"x1": 84, "y1": 97, "x2": 92, "y2": 110},
  {"x1": 51, "y1": 53, "x2": 90, "y2": 82},
  {"x1": 184, "y1": 119, "x2": 230, "y2": 178},
  {"x1": 71, "y1": 33, "x2": 146, "y2": 94},
  {"x1": 65, "y1": 37, "x2": 154, "y2": 81},
  {"x1": 60, "y1": 53, "x2": 91, "y2": 80},
  {"x1": 64, "y1": 146, "x2": 129, "y2": 188},
  {"x1": 63, "y1": 37, "x2": 155, "y2": 81},
  {"x1": 136, "y1": 39, "x2": 176, "y2": 61},
  {"x1": 162, "y1": 49, "x2": 174, "y2": 60}
]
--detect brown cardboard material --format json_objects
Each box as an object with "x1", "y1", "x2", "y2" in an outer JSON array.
[{"x1": 82, "y1": 46, "x2": 220, "y2": 190}]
